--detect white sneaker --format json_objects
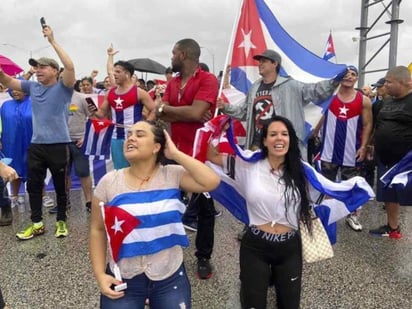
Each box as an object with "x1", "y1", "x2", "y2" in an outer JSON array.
[
  {"x1": 42, "y1": 195, "x2": 55, "y2": 208},
  {"x1": 345, "y1": 214, "x2": 362, "y2": 231},
  {"x1": 10, "y1": 196, "x2": 18, "y2": 208}
]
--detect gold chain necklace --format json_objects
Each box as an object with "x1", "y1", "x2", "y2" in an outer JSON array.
[{"x1": 128, "y1": 167, "x2": 158, "y2": 190}]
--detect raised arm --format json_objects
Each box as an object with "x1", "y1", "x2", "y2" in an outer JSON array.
[
  {"x1": 43, "y1": 25, "x2": 75, "y2": 88},
  {"x1": 106, "y1": 44, "x2": 118, "y2": 87},
  {"x1": 163, "y1": 130, "x2": 220, "y2": 193}
]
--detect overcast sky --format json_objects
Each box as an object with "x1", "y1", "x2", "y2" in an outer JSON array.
[{"x1": 1, "y1": 0, "x2": 411, "y2": 86}]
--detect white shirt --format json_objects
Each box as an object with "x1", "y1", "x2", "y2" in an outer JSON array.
[{"x1": 223, "y1": 156, "x2": 300, "y2": 229}]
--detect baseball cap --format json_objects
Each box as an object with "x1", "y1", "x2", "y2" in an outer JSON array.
[
  {"x1": 28, "y1": 57, "x2": 59, "y2": 70},
  {"x1": 371, "y1": 77, "x2": 385, "y2": 88},
  {"x1": 347, "y1": 65, "x2": 359, "y2": 76},
  {"x1": 253, "y1": 49, "x2": 282, "y2": 65}
]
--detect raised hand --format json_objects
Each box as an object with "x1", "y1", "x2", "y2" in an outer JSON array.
[
  {"x1": 107, "y1": 44, "x2": 119, "y2": 57},
  {"x1": 163, "y1": 129, "x2": 180, "y2": 160},
  {"x1": 42, "y1": 25, "x2": 55, "y2": 44}
]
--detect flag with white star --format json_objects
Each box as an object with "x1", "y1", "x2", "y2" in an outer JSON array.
[
  {"x1": 104, "y1": 205, "x2": 141, "y2": 262},
  {"x1": 223, "y1": 0, "x2": 347, "y2": 142},
  {"x1": 81, "y1": 118, "x2": 115, "y2": 159},
  {"x1": 102, "y1": 189, "x2": 189, "y2": 261},
  {"x1": 323, "y1": 32, "x2": 336, "y2": 61}
]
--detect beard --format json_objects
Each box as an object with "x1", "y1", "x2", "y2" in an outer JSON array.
[{"x1": 172, "y1": 62, "x2": 182, "y2": 73}]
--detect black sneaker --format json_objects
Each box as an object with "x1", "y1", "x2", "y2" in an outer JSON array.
[
  {"x1": 369, "y1": 224, "x2": 402, "y2": 239},
  {"x1": 183, "y1": 221, "x2": 198, "y2": 232},
  {"x1": 86, "y1": 201, "x2": 92, "y2": 212},
  {"x1": 197, "y1": 258, "x2": 212, "y2": 279},
  {"x1": 214, "y1": 209, "x2": 223, "y2": 218}
]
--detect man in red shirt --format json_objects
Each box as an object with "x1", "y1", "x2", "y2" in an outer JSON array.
[{"x1": 156, "y1": 38, "x2": 219, "y2": 279}]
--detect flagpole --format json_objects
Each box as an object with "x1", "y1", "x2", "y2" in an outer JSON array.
[
  {"x1": 215, "y1": 0, "x2": 244, "y2": 116},
  {"x1": 331, "y1": 30, "x2": 338, "y2": 64}
]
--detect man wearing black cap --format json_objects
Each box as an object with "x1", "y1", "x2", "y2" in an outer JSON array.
[
  {"x1": 0, "y1": 23, "x2": 75, "y2": 240},
  {"x1": 219, "y1": 49, "x2": 344, "y2": 153}
]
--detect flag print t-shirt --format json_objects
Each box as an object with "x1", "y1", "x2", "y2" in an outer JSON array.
[
  {"x1": 252, "y1": 81, "x2": 275, "y2": 146},
  {"x1": 94, "y1": 164, "x2": 187, "y2": 280}
]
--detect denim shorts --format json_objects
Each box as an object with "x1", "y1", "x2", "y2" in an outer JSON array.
[
  {"x1": 68, "y1": 143, "x2": 90, "y2": 178},
  {"x1": 321, "y1": 161, "x2": 360, "y2": 181},
  {"x1": 100, "y1": 263, "x2": 191, "y2": 309}
]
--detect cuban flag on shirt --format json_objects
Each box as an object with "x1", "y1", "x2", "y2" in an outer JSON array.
[
  {"x1": 196, "y1": 117, "x2": 374, "y2": 243},
  {"x1": 110, "y1": 91, "x2": 144, "y2": 140},
  {"x1": 323, "y1": 32, "x2": 336, "y2": 61},
  {"x1": 320, "y1": 93, "x2": 363, "y2": 167},
  {"x1": 102, "y1": 189, "x2": 189, "y2": 261},
  {"x1": 223, "y1": 0, "x2": 346, "y2": 139}
]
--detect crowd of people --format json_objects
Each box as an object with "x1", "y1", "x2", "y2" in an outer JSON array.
[{"x1": 0, "y1": 21, "x2": 411, "y2": 309}]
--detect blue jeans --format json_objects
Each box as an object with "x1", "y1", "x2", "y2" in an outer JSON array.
[{"x1": 100, "y1": 263, "x2": 191, "y2": 309}]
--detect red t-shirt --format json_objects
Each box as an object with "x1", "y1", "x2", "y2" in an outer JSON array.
[{"x1": 163, "y1": 67, "x2": 218, "y2": 155}]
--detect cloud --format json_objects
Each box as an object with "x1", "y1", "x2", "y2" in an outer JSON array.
[{"x1": 0, "y1": 0, "x2": 410, "y2": 85}]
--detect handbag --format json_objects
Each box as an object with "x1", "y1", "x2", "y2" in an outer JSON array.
[{"x1": 299, "y1": 216, "x2": 334, "y2": 263}]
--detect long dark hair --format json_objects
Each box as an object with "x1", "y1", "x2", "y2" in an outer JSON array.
[{"x1": 259, "y1": 115, "x2": 312, "y2": 229}]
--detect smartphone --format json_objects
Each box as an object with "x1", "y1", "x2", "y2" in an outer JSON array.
[
  {"x1": 85, "y1": 97, "x2": 98, "y2": 112},
  {"x1": 40, "y1": 17, "x2": 47, "y2": 29}
]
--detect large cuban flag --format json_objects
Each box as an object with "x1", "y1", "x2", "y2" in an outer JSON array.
[
  {"x1": 198, "y1": 117, "x2": 374, "y2": 243},
  {"x1": 102, "y1": 189, "x2": 189, "y2": 261},
  {"x1": 224, "y1": 0, "x2": 346, "y2": 136}
]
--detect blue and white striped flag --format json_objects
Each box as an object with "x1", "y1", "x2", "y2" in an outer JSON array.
[
  {"x1": 204, "y1": 118, "x2": 375, "y2": 242},
  {"x1": 225, "y1": 0, "x2": 346, "y2": 139},
  {"x1": 380, "y1": 150, "x2": 412, "y2": 190},
  {"x1": 102, "y1": 189, "x2": 189, "y2": 260}
]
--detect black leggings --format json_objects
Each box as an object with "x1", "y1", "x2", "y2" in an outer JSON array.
[{"x1": 239, "y1": 227, "x2": 302, "y2": 309}]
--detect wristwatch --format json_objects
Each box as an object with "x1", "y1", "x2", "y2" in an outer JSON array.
[{"x1": 157, "y1": 103, "x2": 165, "y2": 115}]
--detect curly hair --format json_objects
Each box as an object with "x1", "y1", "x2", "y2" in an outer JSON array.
[
  {"x1": 146, "y1": 120, "x2": 168, "y2": 164},
  {"x1": 259, "y1": 115, "x2": 312, "y2": 230}
]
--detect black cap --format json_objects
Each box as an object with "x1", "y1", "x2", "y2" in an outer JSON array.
[
  {"x1": 28, "y1": 57, "x2": 59, "y2": 70},
  {"x1": 253, "y1": 49, "x2": 282, "y2": 65},
  {"x1": 371, "y1": 77, "x2": 385, "y2": 88}
]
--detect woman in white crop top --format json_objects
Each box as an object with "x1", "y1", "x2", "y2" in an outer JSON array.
[
  {"x1": 90, "y1": 120, "x2": 220, "y2": 309},
  {"x1": 208, "y1": 115, "x2": 312, "y2": 309}
]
